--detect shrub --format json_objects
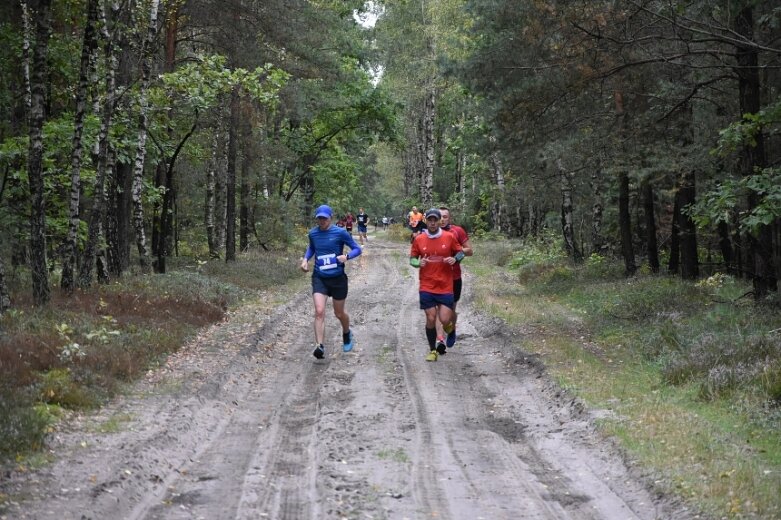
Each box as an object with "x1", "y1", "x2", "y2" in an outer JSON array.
[
  {"x1": 763, "y1": 365, "x2": 781, "y2": 404},
  {"x1": 477, "y1": 239, "x2": 519, "y2": 267},
  {"x1": 36, "y1": 368, "x2": 99, "y2": 408},
  {"x1": 386, "y1": 223, "x2": 411, "y2": 242},
  {"x1": 0, "y1": 390, "x2": 50, "y2": 457},
  {"x1": 582, "y1": 254, "x2": 625, "y2": 280},
  {"x1": 661, "y1": 331, "x2": 781, "y2": 401}
]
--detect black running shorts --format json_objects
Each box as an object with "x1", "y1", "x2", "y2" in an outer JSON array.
[
  {"x1": 453, "y1": 278, "x2": 463, "y2": 303},
  {"x1": 312, "y1": 273, "x2": 349, "y2": 300}
]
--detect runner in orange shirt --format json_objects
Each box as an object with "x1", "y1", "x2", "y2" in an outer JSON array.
[
  {"x1": 407, "y1": 206, "x2": 424, "y2": 242},
  {"x1": 409, "y1": 208, "x2": 464, "y2": 362}
]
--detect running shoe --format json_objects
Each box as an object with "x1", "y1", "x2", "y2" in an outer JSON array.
[
  {"x1": 436, "y1": 341, "x2": 447, "y2": 355},
  {"x1": 425, "y1": 350, "x2": 438, "y2": 362},
  {"x1": 313, "y1": 344, "x2": 325, "y2": 359},
  {"x1": 343, "y1": 330, "x2": 354, "y2": 352},
  {"x1": 446, "y1": 328, "x2": 457, "y2": 348}
]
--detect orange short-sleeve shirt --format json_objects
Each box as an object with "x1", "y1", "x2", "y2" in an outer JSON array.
[{"x1": 410, "y1": 230, "x2": 463, "y2": 294}]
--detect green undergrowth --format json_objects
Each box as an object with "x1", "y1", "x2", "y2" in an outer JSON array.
[
  {"x1": 470, "y1": 237, "x2": 781, "y2": 519},
  {"x1": 0, "y1": 248, "x2": 302, "y2": 462}
]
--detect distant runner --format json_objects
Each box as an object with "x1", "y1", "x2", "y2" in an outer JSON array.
[
  {"x1": 356, "y1": 208, "x2": 369, "y2": 245},
  {"x1": 409, "y1": 208, "x2": 464, "y2": 362},
  {"x1": 300, "y1": 204, "x2": 362, "y2": 359},
  {"x1": 408, "y1": 206, "x2": 424, "y2": 242},
  {"x1": 344, "y1": 212, "x2": 355, "y2": 235}
]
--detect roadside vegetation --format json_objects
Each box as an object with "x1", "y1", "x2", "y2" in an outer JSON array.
[
  {"x1": 3, "y1": 226, "x2": 780, "y2": 519},
  {"x1": 0, "y1": 247, "x2": 303, "y2": 464},
  {"x1": 469, "y1": 235, "x2": 781, "y2": 519}
]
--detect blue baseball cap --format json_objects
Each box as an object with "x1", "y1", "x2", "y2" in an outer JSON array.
[{"x1": 314, "y1": 204, "x2": 333, "y2": 218}]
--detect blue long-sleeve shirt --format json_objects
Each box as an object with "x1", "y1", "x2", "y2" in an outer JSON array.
[{"x1": 304, "y1": 225, "x2": 362, "y2": 278}]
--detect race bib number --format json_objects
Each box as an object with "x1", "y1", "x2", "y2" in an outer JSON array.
[{"x1": 316, "y1": 253, "x2": 338, "y2": 270}]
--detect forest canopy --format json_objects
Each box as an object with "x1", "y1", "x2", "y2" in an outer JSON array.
[{"x1": 0, "y1": 0, "x2": 779, "y2": 308}]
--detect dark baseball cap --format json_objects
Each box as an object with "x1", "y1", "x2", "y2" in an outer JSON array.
[{"x1": 424, "y1": 208, "x2": 441, "y2": 220}]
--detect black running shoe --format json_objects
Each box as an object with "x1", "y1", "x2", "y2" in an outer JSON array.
[
  {"x1": 313, "y1": 344, "x2": 325, "y2": 359},
  {"x1": 436, "y1": 341, "x2": 447, "y2": 355}
]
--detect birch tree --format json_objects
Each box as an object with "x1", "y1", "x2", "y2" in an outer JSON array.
[
  {"x1": 25, "y1": 0, "x2": 53, "y2": 305},
  {"x1": 130, "y1": 0, "x2": 160, "y2": 273},
  {"x1": 61, "y1": 0, "x2": 100, "y2": 293},
  {"x1": 557, "y1": 158, "x2": 581, "y2": 263},
  {"x1": 79, "y1": 0, "x2": 120, "y2": 288}
]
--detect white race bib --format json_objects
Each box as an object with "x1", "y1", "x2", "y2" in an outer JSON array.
[{"x1": 316, "y1": 253, "x2": 338, "y2": 270}]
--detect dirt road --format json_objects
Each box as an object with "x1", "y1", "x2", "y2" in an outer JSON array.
[{"x1": 1, "y1": 237, "x2": 692, "y2": 520}]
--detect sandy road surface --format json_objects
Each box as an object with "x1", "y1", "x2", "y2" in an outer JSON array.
[{"x1": 1, "y1": 236, "x2": 693, "y2": 520}]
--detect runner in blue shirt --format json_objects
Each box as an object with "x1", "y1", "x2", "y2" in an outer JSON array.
[{"x1": 300, "y1": 204, "x2": 362, "y2": 359}]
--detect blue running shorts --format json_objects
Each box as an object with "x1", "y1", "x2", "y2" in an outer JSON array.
[{"x1": 419, "y1": 291, "x2": 455, "y2": 310}]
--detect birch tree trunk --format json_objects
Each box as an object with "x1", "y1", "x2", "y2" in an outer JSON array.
[
  {"x1": 668, "y1": 188, "x2": 681, "y2": 275},
  {"x1": 239, "y1": 112, "x2": 251, "y2": 253},
  {"x1": 214, "y1": 115, "x2": 228, "y2": 254},
  {"x1": 205, "y1": 122, "x2": 220, "y2": 258},
  {"x1": 26, "y1": 0, "x2": 53, "y2": 306},
  {"x1": 62, "y1": 0, "x2": 99, "y2": 293},
  {"x1": 590, "y1": 161, "x2": 605, "y2": 255},
  {"x1": 79, "y1": 0, "x2": 119, "y2": 288},
  {"x1": 614, "y1": 90, "x2": 636, "y2": 276},
  {"x1": 420, "y1": 89, "x2": 435, "y2": 207},
  {"x1": 130, "y1": 0, "x2": 159, "y2": 272},
  {"x1": 225, "y1": 88, "x2": 239, "y2": 262},
  {"x1": 489, "y1": 148, "x2": 506, "y2": 234},
  {"x1": 21, "y1": 3, "x2": 32, "y2": 111},
  {"x1": 558, "y1": 159, "x2": 581, "y2": 262},
  {"x1": 618, "y1": 169, "x2": 636, "y2": 276}
]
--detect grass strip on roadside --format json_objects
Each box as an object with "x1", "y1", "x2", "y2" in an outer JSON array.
[{"x1": 469, "y1": 238, "x2": 781, "y2": 519}]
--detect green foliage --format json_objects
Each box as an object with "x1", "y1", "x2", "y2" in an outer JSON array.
[
  {"x1": 0, "y1": 390, "x2": 51, "y2": 457},
  {"x1": 505, "y1": 233, "x2": 567, "y2": 282},
  {"x1": 690, "y1": 168, "x2": 781, "y2": 234},
  {"x1": 314, "y1": 147, "x2": 362, "y2": 211},
  {"x1": 157, "y1": 55, "x2": 289, "y2": 112},
  {"x1": 36, "y1": 368, "x2": 98, "y2": 408},
  {"x1": 713, "y1": 99, "x2": 781, "y2": 157},
  {"x1": 0, "y1": 112, "x2": 101, "y2": 249}
]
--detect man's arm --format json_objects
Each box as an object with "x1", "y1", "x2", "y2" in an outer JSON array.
[
  {"x1": 409, "y1": 241, "x2": 421, "y2": 267},
  {"x1": 461, "y1": 237, "x2": 473, "y2": 256},
  {"x1": 300, "y1": 242, "x2": 313, "y2": 271},
  {"x1": 444, "y1": 235, "x2": 464, "y2": 265},
  {"x1": 341, "y1": 231, "x2": 362, "y2": 262}
]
